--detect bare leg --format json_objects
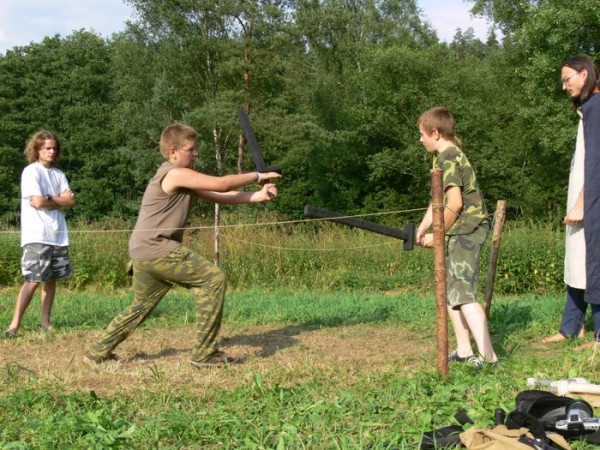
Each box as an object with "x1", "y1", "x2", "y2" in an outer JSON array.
[
  {"x1": 448, "y1": 305, "x2": 474, "y2": 357},
  {"x1": 543, "y1": 286, "x2": 587, "y2": 343},
  {"x1": 575, "y1": 304, "x2": 600, "y2": 350},
  {"x1": 541, "y1": 326, "x2": 585, "y2": 344},
  {"x1": 461, "y1": 302, "x2": 498, "y2": 362},
  {"x1": 40, "y1": 279, "x2": 57, "y2": 329},
  {"x1": 7, "y1": 281, "x2": 40, "y2": 333}
]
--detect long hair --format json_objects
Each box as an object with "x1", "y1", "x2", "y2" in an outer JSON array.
[
  {"x1": 417, "y1": 106, "x2": 464, "y2": 148},
  {"x1": 159, "y1": 123, "x2": 198, "y2": 159},
  {"x1": 562, "y1": 55, "x2": 600, "y2": 108},
  {"x1": 24, "y1": 130, "x2": 62, "y2": 164}
]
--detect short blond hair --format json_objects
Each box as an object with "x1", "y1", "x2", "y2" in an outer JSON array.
[
  {"x1": 24, "y1": 130, "x2": 62, "y2": 164},
  {"x1": 159, "y1": 123, "x2": 198, "y2": 159},
  {"x1": 417, "y1": 106, "x2": 464, "y2": 148},
  {"x1": 418, "y1": 106, "x2": 455, "y2": 137}
]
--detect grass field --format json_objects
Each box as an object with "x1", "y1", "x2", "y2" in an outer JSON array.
[
  {"x1": 0, "y1": 215, "x2": 568, "y2": 294},
  {"x1": 1, "y1": 288, "x2": 599, "y2": 449}
]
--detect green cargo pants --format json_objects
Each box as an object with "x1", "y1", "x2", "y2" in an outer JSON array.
[{"x1": 89, "y1": 245, "x2": 225, "y2": 363}]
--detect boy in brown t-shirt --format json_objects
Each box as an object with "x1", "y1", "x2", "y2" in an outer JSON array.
[{"x1": 86, "y1": 123, "x2": 280, "y2": 367}]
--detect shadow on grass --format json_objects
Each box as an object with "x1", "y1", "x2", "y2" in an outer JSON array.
[
  {"x1": 126, "y1": 325, "x2": 308, "y2": 361},
  {"x1": 488, "y1": 301, "x2": 534, "y2": 357},
  {"x1": 131, "y1": 347, "x2": 189, "y2": 361},
  {"x1": 224, "y1": 325, "x2": 305, "y2": 357}
]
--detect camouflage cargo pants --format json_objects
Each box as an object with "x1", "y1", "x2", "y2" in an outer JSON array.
[
  {"x1": 90, "y1": 245, "x2": 226, "y2": 362},
  {"x1": 446, "y1": 222, "x2": 490, "y2": 309}
]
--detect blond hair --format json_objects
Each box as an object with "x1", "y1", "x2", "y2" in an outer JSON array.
[
  {"x1": 24, "y1": 130, "x2": 62, "y2": 164},
  {"x1": 159, "y1": 123, "x2": 198, "y2": 159},
  {"x1": 417, "y1": 107, "x2": 464, "y2": 148}
]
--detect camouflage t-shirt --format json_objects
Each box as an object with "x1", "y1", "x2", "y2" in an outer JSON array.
[{"x1": 433, "y1": 146, "x2": 487, "y2": 235}]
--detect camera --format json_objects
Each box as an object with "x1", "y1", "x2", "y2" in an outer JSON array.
[{"x1": 555, "y1": 401, "x2": 600, "y2": 433}]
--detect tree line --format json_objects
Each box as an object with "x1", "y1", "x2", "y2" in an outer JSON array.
[{"x1": 0, "y1": 0, "x2": 598, "y2": 226}]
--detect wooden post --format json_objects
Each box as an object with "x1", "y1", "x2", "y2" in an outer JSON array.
[
  {"x1": 214, "y1": 204, "x2": 220, "y2": 266},
  {"x1": 483, "y1": 200, "x2": 507, "y2": 318},
  {"x1": 431, "y1": 168, "x2": 448, "y2": 379}
]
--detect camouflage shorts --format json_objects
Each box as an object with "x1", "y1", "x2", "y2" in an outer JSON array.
[
  {"x1": 21, "y1": 243, "x2": 72, "y2": 282},
  {"x1": 446, "y1": 223, "x2": 489, "y2": 309}
]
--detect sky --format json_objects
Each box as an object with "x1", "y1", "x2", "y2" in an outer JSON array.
[{"x1": 0, "y1": 0, "x2": 494, "y2": 55}]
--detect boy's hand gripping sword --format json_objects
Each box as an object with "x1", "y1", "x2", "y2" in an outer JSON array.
[{"x1": 238, "y1": 109, "x2": 282, "y2": 175}]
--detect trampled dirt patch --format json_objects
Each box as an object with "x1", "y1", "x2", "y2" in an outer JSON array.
[{"x1": 0, "y1": 324, "x2": 435, "y2": 396}]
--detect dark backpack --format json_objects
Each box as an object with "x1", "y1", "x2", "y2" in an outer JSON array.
[
  {"x1": 418, "y1": 390, "x2": 600, "y2": 449},
  {"x1": 506, "y1": 390, "x2": 600, "y2": 443},
  {"x1": 419, "y1": 410, "x2": 473, "y2": 449}
]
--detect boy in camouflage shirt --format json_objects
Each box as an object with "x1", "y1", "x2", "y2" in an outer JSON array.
[{"x1": 415, "y1": 107, "x2": 497, "y2": 367}]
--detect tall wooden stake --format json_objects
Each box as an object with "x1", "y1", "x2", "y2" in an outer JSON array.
[
  {"x1": 214, "y1": 204, "x2": 220, "y2": 266},
  {"x1": 483, "y1": 200, "x2": 507, "y2": 318},
  {"x1": 431, "y1": 168, "x2": 448, "y2": 379},
  {"x1": 213, "y1": 126, "x2": 224, "y2": 267}
]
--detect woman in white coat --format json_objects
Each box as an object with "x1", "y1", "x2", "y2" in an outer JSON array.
[{"x1": 543, "y1": 55, "x2": 600, "y2": 346}]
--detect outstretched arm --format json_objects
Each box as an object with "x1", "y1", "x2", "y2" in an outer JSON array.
[
  {"x1": 162, "y1": 168, "x2": 281, "y2": 195},
  {"x1": 196, "y1": 183, "x2": 278, "y2": 204}
]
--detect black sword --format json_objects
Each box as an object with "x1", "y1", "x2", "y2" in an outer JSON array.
[
  {"x1": 304, "y1": 204, "x2": 415, "y2": 250},
  {"x1": 238, "y1": 109, "x2": 282, "y2": 175}
]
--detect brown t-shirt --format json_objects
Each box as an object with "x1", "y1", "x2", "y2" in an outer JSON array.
[{"x1": 129, "y1": 161, "x2": 194, "y2": 259}]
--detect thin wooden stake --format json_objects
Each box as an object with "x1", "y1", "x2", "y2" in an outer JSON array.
[
  {"x1": 214, "y1": 203, "x2": 220, "y2": 266},
  {"x1": 483, "y1": 200, "x2": 507, "y2": 318},
  {"x1": 431, "y1": 168, "x2": 448, "y2": 379}
]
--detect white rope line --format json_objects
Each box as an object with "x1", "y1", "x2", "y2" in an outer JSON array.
[
  {"x1": 218, "y1": 233, "x2": 402, "y2": 251},
  {"x1": 1, "y1": 207, "x2": 429, "y2": 235}
]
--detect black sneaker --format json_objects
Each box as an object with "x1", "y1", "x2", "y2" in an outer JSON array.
[
  {"x1": 448, "y1": 350, "x2": 469, "y2": 362},
  {"x1": 190, "y1": 350, "x2": 239, "y2": 368},
  {"x1": 465, "y1": 355, "x2": 484, "y2": 368},
  {"x1": 83, "y1": 351, "x2": 119, "y2": 364},
  {"x1": 449, "y1": 350, "x2": 483, "y2": 368}
]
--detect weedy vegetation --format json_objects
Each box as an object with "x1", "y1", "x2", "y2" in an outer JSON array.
[{"x1": 0, "y1": 218, "x2": 597, "y2": 449}]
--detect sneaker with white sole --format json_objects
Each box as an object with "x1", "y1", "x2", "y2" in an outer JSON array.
[
  {"x1": 449, "y1": 350, "x2": 483, "y2": 368},
  {"x1": 448, "y1": 350, "x2": 469, "y2": 362},
  {"x1": 465, "y1": 355, "x2": 484, "y2": 368}
]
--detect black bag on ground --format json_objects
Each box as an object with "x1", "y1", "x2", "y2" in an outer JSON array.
[
  {"x1": 506, "y1": 390, "x2": 600, "y2": 443},
  {"x1": 417, "y1": 390, "x2": 600, "y2": 449},
  {"x1": 420, "y1": 410, "x2": 473, "y2": 449}
]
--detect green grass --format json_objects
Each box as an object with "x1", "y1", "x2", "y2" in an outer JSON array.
[
  {"x1": 0, "y1": 217, "x2": 588, "y2": 448},
  {"x1": 0, "y1": 217, "x2": 567, "y2": 294},
  {"x1": 1, "y1": 289, "x2": 598, "y2": 449}
]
